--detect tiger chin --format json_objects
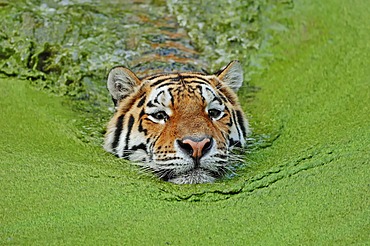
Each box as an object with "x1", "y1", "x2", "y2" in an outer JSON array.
[{"x1": 104, "y1": 61, "x2": 250, "y2": 184}]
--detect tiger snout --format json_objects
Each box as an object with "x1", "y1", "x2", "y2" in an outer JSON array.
[
  {"x1": 176, "y1": 136, "x2": 213, "y2": 166},
  {"x1": 104, "y1": 61, "x2": 250, "y2": 184}
]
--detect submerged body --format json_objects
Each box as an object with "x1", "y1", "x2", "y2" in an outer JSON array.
[{"x1": 104, "y1": 61, "x2": 249, "y2": 184}]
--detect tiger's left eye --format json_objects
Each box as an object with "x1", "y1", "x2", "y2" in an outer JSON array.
[{"x1": 208, "y1": 109, "x2": 222, "y2": 119}]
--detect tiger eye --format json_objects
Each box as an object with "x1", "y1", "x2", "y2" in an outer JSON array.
[
  {"x1": 152, "y1": 111, "x2": 168, "y2": 121},
  {"x1": 105, "y1": 61, "x2": 249, "y2": 184},
  {"x1": 208, "y1": 109, "x2": 222, "y2": 119}
]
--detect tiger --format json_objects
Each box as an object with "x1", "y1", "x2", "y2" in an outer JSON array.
[{"x1": 104, "y1": 60, "x2": 250, "y2": 184}]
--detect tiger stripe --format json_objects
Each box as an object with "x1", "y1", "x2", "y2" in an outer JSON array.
[
  {"x1": 104, "y1": 61, "x2": 250, "y2": 184},
  {"x1": 112, "y1": 114, "x2": 124, "y2": 151}
]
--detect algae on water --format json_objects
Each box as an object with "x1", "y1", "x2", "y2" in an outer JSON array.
[
  {"x1": 0, "y1": 0, "x2": 291, "y2": 147},
  {"x1": 0, "y1": 0, "x2": 172, "y2": 144},
  {"x1": 0, "y1": 0, "x2": 291, "y2": 100},
  {"x1": 0, "y1": 0, "x2": 170, "y2": 102},
  {"x1": 1, "y1": 0, "x2": 369, "y2": 243},
  {"x1": 168, "y1": 0, "x2": 293, "y2": 79}
]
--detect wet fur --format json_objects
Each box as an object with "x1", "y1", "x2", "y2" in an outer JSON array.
[{"x1": 104, "y1": 61, "x2": 250, "y2": 184}]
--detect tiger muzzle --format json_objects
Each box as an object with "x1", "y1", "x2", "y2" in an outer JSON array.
[{"x1": 177, "y1": 136, "x2": 213, "y2": 166}]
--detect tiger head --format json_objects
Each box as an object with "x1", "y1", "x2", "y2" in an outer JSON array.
[{"x1": 104, "y1": 61, "x2": 250, "y2": 184}]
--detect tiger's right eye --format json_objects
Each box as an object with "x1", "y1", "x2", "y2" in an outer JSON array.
[
  {"x1": 208, "y1": 109, "x2": 222, "y2": 120},
  {"x1": 152, "y1": 111, "x2": 169, "y2": 121}
]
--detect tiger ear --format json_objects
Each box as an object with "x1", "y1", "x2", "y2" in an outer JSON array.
[
  {"x1": 107, "y1": 66, "x2": 141, "y2": 105},
  {"x1": 216, "y1": 60, "x2": 243, "y2": 92}
]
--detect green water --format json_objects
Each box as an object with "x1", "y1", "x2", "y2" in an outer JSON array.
[
  {"x1": 0, "y1": 0, "x2": 275, "y2": 144},
  {"x1": 1, "y1": 0, "x2": 369, "y2": 244}
]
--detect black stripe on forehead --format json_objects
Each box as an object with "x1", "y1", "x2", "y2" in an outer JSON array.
[
  {"x1": 149, "y1": 74, "x2": 212, "y2": 88},
  {"x1": 156, "y1": 80, "x2": 209, "y2": 91},
  {"x1": 205, "y1": 87, "x2": 217, "y2": 97},
  {"x1": 146, "y1": 100, "x2": 155, "y2": 108},
  {"x1": 146, "y1": 90, "x2": 170, "y2": 108},
  {"x1": 203, "y1": 87, "x2": 223, "y2": 105},
  {"x1": 145, "y1": 74, "x2": 165, "y2": 80},
  {"x1": 148, "y1": 74, "x2": 181, "y2": 87},
  {"x1": 150, "y1": 77, "x2": 174, "y2": 87},
  {"x1": 180, "y1": 75, "x2": 211, "y2": 84},
  {"x1": 211, "y1": 96, "x2": 223, "y2": 105},
  {"x1": 153, "y1": 91, "x2": 165, "y2": 105}
]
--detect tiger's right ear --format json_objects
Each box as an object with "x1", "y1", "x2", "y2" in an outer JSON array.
[{"x1": 107, "y1": 66, "x2": 141, "y2": 105}]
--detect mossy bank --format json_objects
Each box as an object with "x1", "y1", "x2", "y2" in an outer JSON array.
[{"x1": 1, "y1": 0, "x2": 369, "y2": 244}]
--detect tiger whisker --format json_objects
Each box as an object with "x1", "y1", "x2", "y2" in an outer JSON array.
[{"x1": 104, "y1": 61, "x2": 250, "y2": 184}]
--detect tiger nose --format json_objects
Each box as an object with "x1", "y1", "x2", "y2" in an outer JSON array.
[{"x1": 177, "y1": 137, "x2": 213, "y2": 159}]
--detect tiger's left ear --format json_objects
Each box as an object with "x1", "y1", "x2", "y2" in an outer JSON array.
[
  {"x1": 107, "y1": 66, "x2": 141, "y2": 106},
  {"x1": 216, "y1": 60, "x2": 243, "y2": 92}
]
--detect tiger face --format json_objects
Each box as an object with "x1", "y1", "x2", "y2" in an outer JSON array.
[{"x1": 104, "y1": 61, "x2": 250, "y2": 184}]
